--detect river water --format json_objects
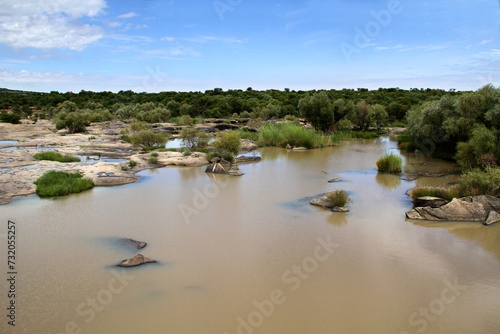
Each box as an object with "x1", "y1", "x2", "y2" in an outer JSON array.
[{"x1": 1, "y1": 137, "x2": 500, "y2": 334}]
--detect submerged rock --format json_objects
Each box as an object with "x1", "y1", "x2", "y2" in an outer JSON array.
[
  {"x1": 121, "y1": 238, "x2": 147, "y2": 249},
  {"x1": 328, "y1": 178, "x2": 342, "y2": 183},
  {"x1": 118, "y1": 254, "x2": 156, "y2": 267},
  {"x1": 332, "y1": 207, "x2": 350, "y2": 213},
  {"x1": 406, "y1": 196, "x2": 500, "y2": 222},
  {"x1": 311, "y1": 195, "x2": 349, "y2": 212},
  {"x1": 205, "y1": 163, "x2": 229, "y2": 175},
  {"x1": 311, "y1": 195, "x2": 334, "y2": 209},
  {"x1": 236, "y1": 155, "x2": 261, "y2": 164},
  {"x1": 228, "y1": 165, "x2": 244, "y2": 176},
  {"x1": 414, "y1": 196, "x2": 448, "y2": 208}
]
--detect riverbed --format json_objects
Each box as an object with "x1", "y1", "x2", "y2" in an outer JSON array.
[{"x1": 1, "y1": 137, "x2": 499, "y2": 334}]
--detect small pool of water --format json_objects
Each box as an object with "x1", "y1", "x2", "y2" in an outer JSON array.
[
  {"x1": 0, "y1": 146, "x2": 56, "y2": 151},
  {"x1": 165, "y1": 139, "x2": 183, "y2": 149},
  {"x1": 75, "y1": 155, "x2": 128, "y2": 163},
  {"x1": 0, "y1": 140, "x2": 18, "y2": 145}
]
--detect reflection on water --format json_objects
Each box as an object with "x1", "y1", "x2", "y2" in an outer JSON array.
[
  {"x1": 1, "y1": 137, "x2": 499, "y2": 334},
  {"x1": 375, "y1": 173, "x2": 402, "y2": 189}
]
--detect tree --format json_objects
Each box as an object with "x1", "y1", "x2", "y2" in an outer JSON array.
[
  {"x1": 213, "y1": 131, "x2": 242, "y2": 162},
  {"x1": 298, "y1": 91, "x2": 334, "y2": 132},
  {"x1": 179, "y1": 127, "x2": 209, "y2": 149},
  {"x1": 368, "y1": 104, "x2": 388, "y2": 130},
  {"x1": 349, "y1": 100, "x2": 372, "y2": 131}
]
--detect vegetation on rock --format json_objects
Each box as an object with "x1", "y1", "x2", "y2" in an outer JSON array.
[{"x1": 34, "y1": 171, "x2": 94, "y2": 197}]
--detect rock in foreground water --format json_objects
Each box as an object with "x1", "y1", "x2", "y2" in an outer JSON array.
[{"x1": 118, "y1": 254, "x2": 156, "y2": 267}]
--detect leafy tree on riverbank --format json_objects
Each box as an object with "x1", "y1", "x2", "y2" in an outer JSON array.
[
  {"x1": 298, "y1": 91, "x2": 335, "y2": 132},
  {"x1": 405, "y1": 84, "x2": 500, "y2": 167}
]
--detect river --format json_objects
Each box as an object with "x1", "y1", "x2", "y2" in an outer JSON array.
[{"x1": 1, "y1": 137, "x2": 500, "y2": 334}]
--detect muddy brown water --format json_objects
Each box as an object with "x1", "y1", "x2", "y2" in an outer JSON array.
[{"x1": 1, "y1": 137, "x2": 500, "y2": 334}]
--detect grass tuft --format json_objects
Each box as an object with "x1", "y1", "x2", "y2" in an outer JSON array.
[
  {"x1": 34, "y1": 171, "x2": 94, "y2": 197},
  {"x1": 326, "y1": 190, "x2": 350, "y2": 207},
  {"x1": 33, "y1": 151, "x2": 80, "y2": 163},
  {"x1": 376, "y1": 153, "x2": 403, "y2": 173}
]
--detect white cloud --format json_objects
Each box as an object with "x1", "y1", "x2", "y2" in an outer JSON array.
[
  {"x1": 161, "y1": 35, "x2": 244, "y2": 45},
  {"x1": 118, "y1": 12, "x2": 138, "y2": 19},
  {"x1": 0, "y1": 0, "x2": 106, "y2": 50}
]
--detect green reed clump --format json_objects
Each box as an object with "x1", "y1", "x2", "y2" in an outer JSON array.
[
  {"x1": 34, "y1": 171, "x2": 94, "y2": 197},
  {"x1": 33, "y1": 151, "x2": 80, "y2": 163},
  {"x1": 326, "y1": 190, "x2": 350, "y2": 207},
  {"x1": 376, "y1": 153, "x2": 403, "y2": 173}
]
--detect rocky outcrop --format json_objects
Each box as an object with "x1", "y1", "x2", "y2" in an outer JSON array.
[
  {"x1": 236, "y1": 155, "x2": 261, "y2": 164},
  {"x1": 414, "y1": 196, "x2": 448, "y2": 208},
  {"x1": 484, "y1": 211, "x2": 500, "y2": 226},
  {"x1": 214, "y1": 123, "x2": 239, "y2": 131},
  {"x1": 406, "y1": 195, "x2": 500, "y2": 223},
  {"x1": 239, "y1": 139, "x2": 258, "y2": 154},
  {"x1": 205, "y1": 163, "x2": 229, "y2": 175},
  {"x1": 402, "y1": 172, "x2": 454, "y2": 181},
  {"x1": 118, "y1": 254, "x2": 156, "y2": 267}
]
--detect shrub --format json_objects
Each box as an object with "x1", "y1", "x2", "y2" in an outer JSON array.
[
  {"x1": 179, "y1": 127, "x2": 209, "y2": 149},
  {"x1": 148, "y1": 156, "x2": 158, "y2": 164},
  {"x1": 176, "y1": 115, "x2": 194, "y2": 126},
  {"x1": 33, "y1": 151, "x2": 80, "y2": 163},
  {"x1": 376, "y1": 153, "x2": 403, "y2": 173},
  {"x1": 130, "y1": 121, "x2": 150, "y2": 132},
  {"x1": 213, "y1": 131, "x2": 242, "y2": 158},
  {"x1": 0, "y1": 112, "x2": 21, "y2": 124},
  {"x1": 128, "y1": 160, "x2": 137, "y2": 168},
  {"x1": 460, "y1": 166, "x2": 500, "y2": 196},
  {"x1": 34, "y1": 171, "x2": 94, "y2": 197},
  {"x1": 88, "y1": 136, "x2": 96, "y2": 140},
  {"x1": 129, "y1": 130, "x2": 168, "y2": 147},
  {"x1": 150, "y1": 152, "x2": 159, "y2": 157},
  {"x1": 326, "y1": 190, "x2": 350, "y2": 207}
]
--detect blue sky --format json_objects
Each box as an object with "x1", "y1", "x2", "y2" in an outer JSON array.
[{"x1": 0, "y1": 0, "x2": 499, "y2": 92}]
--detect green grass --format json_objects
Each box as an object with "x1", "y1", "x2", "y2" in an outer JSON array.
[
  {"x1": 409, "y1": 186, "x2": 460, "y2": 202},
  {"x1": 350, "y1": 130, "x2": 381, "y2": 139},
  {"x1": 150, "y1": 152, "x2": 158, "y2": 157},
  {"x1": 232, "y1": 129, "x2": 260, "y2": 141},
  {"x1": 389, "y1": 122, "x2": 407, "y2": 128},
  {"x1": 326, "y1": 190, "x2": 350, "y2": 207},
  {"x1": 34, "y1": 171, "x2": 94, "y2": 197},
  {"x1": 256, "y1": 122, "x2": 331, "y2": 149},
  {"x1": 376, "y1": 153, "x2": 403, "y2": 173},
  {"x1": 33, "y1": 151, "x2": 80, "y2": 163},
  {"x1": 409, "y1": 167, "x2": 500, "y2": 201},
  {"x1": 148, "y1": 156, "x2": 158, "y2": 164},
  {"x1": 128, "y1": 160, "x2": 137, "y2": 168},
  {"x1": 331, "y1": 130, "x2": 354, "y2": 143}
]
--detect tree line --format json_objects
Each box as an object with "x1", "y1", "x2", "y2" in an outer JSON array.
[{"x1": 0, "y1": 86, "x2": 461, "y2": 124}]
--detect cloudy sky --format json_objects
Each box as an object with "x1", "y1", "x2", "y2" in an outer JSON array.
[{"x1": 0, "y1": 0, "x2": 499, "y2": 92}]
